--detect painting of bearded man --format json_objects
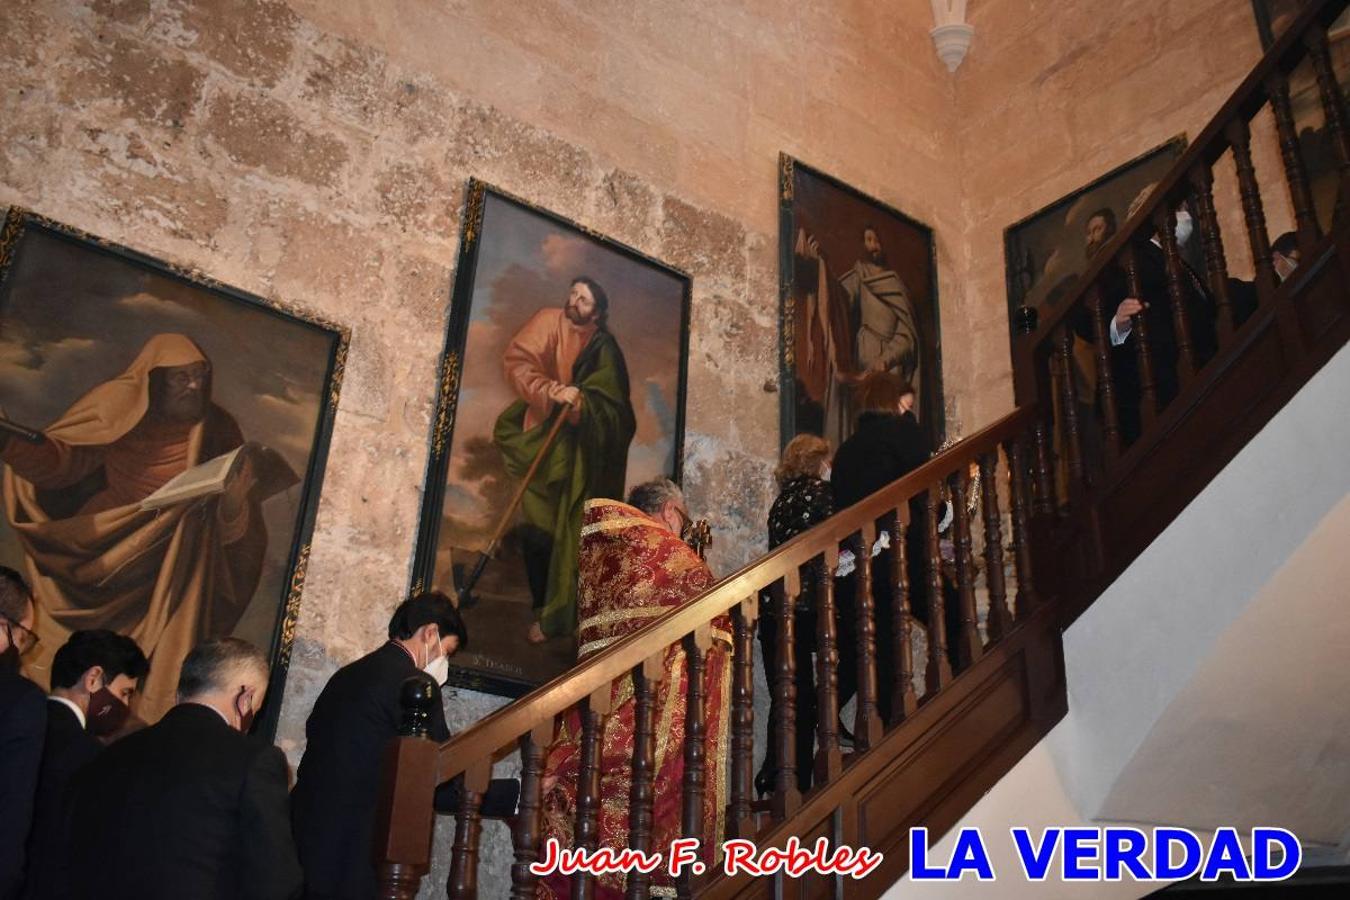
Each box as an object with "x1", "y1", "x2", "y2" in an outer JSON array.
[
  {"x1": 411, "y1": 183, "x2": 691, "y2": 698},
  {"x1": 0, "y1": 210, "x2": 344, "y2": 730}
]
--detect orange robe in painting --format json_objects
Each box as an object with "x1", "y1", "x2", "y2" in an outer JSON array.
[
  {"x1": 1, "y1": 334, "x2": 271, "y2": 722},
  {"x1": 537, "y1": 499, "x2": 731, "y2": 899}
]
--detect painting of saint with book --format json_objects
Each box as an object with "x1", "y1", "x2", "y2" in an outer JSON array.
[{"x1": 0, "y1": 209, "x2": 345, "y2": 733}]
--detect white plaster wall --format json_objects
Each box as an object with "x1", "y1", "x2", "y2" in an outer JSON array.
[{"x1": 885, "y1": 342, "x2": 1350, "y2": 896}]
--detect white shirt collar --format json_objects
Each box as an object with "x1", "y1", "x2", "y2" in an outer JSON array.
[{"x1": 49, "y1": 694, "x2": 87, "y2": 730}]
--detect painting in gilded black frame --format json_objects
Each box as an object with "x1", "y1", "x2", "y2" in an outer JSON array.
[
  {"x1": 778, "y1": 154, "x2": 943, "y2": 452},
  {"x1": 410, "y1": 181, "x2": 692, "y2": 698},
  {"x1": 0, "y1": 208, "x2": 347, "y2": 739},
  {"x1": 1002, "y1": 136, "x2": 1187, "y2": 338}
]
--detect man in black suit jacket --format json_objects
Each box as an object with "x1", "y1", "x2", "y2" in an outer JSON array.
[
  {"x1": 1100, "y1": 188, "x2": 1219, "y2": 446},
  {"x1": 22, "y1": 630, "x2": 148, "y2": 900},
  {"x1": 66, "y1": 637, "x2": 301, "y2": 900},
  {"x1": 291, "y1": 592, "x2": 518, "y2": 900},
  {"x1": 0, "y1": 567, "x2": 43, "y2": 900}
]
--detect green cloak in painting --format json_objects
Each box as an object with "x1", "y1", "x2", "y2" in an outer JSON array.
[{"x1": 493, "y1": 329, "x2": 636, "y2": 638}]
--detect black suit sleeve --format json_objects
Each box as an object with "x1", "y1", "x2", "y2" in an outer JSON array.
[
  {"x1": 238, "y1": 745, "x2": 303, "y2": 900},
  {"x1": 0, "y1": 685, "x2": 45, "y2": 899}
]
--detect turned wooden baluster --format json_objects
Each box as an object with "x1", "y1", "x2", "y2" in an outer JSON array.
[
  {"x1": 853, "y1": 522, "x2": 883, "y2": 750},
  {"x1": 1055, "y1": 325, "x2": 1086, "y2": 497},
  {"x1": 1226, "y1": 117, "x2": 1279, "y2": 301},
  {"x1": 1306, "y1": 23, "x2": 1350, "y2": 223},
  {"x1": 1188, "y1": 163, "x2": 1237, "y2": 342},
  {"x1": 1121, "y1": 243, "x2": 1160, "y2": 428},
  {"x1": 1154, "y1": 204, "x2": 1198, "y2": 382},
  {"x1": 1087, "y1": 284, "x2": 1123, "y2": 461},
  {"x1": 373, "y1": 678, "x2": 439, "y2": 900},
  {"x1": 1031, "y1": 401, "x2": 1055, "y2": 517},
  {"x1": 510, "y1": 721, "x2": 553, "y2": 900},
  {"x1": 889, "y1": 506, "x2": 918, "y2": 724},
  {"x1": 814, "y1": 547, "x2": 842, "y2": 784},
  {"x1": 924, "y1": 485, "x2": 952, "y2": 693},
  {"x1": 572, "y1": 687, "x2": 610, "y2": 900},
  {"x1": 1003, "y1": 434, "x2": 1038, "y2": 619},
  {"x1": 772, "y1": 573, "x2": 803, "y2": 818},
  {"x1": 447, "y1": 760, "x2": 490, "y2": 900},
  {"x1": 1265, "y1": 69, "x2": 1321, "y2": 250},
  {"x1": 951, "y1": 468, "x2": 982, "y2": 670},
  {"x1": 626, "y1": 654, "x2": 664, "y2": 900},
  {"x1": 979, "y1": 451, "x2": 1013, "y2": 643},
  {"x1": 726, "y1": 598, "x2": 757, "y2": 840},
  {"x1": 678, "y1": 626, "x2": 712, "y2": 900}
]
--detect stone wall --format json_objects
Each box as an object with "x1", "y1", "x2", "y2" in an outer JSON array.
[
  {"x1": 0, "y1": 0, "x2": 1291, "y2": 893},
  {"x1": 953, "y1": 0, "x2": 1292, "y2": 428},
  {"x1": 1, "y1": 0, "x2": 964, "y2": 892}
]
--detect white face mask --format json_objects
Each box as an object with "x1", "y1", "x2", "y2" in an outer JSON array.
[
  {"x1": 821, "y1": 465, "x2": 832, "y2": 482},
  {"x1": 422, "y1": 635, "x2": 449, "y2": 686},
  {"x1": 1174, "y1": 210, "x2": 1194, "y2": 248}
]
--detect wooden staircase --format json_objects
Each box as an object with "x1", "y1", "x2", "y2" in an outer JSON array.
[{"x1": 373, "y1": 1, "x2": 1350, "y2": 896}]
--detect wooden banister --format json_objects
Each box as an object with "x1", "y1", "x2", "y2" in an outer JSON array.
[
  {"x1": 373, "y1": 4, "x2": 1350, "y2": 895},
  {"x1": 1014, "y1": 0, "x2": 1349, "y2": 403},
  {"x1": 421, "y1": 405, "x2": 1036, "y2": 788}
]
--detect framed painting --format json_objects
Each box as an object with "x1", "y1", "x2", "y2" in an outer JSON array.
[
  {"x1": 778, "y1": 154, "x2": 944, "y2": 453},
  {"x1": 410, "y1": 181, "x2": 692, "y2": 697},
  {"x1": 0, "y1": 208, "x2": 347, "y2": 739},
  {"x1": 1003, "y1": 136, "x2": 1187, "y2": 338},
  {"x1": 1251, "y1": 0, "x2": 1349, "y2": 232}
]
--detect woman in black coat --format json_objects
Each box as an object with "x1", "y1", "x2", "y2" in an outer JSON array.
[{"x1": 831, "y1": 371, "x2": 958, "y2": 723}]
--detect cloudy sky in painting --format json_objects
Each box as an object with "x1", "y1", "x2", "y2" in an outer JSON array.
[
  {"x1": 440, "y1": 194, "x2": 687, "y2": 546},
  {"x1": 0, "y1": 225, "x2": 336, "y2": 641}
]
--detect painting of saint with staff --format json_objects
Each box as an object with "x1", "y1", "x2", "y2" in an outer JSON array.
[{"x1": 412, "y1": 183, "x2": 691, "y2": 697}]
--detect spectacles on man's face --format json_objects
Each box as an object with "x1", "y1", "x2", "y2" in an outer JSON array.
[
  {"x1": 2, "y1": 616, "x2": 39, "y2": 654},
  {"x1": 673, "y1": 505, "x2": 694, "y2": 536}
]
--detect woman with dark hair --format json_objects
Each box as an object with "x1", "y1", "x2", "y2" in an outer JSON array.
[{"x1": 755, "y1": 433, "x2": 833, "y2": 797}]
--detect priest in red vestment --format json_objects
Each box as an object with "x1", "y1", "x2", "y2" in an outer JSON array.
[
  {"x1": 537, "y1": 479, "x2": 731, "y2": 899},
  {"x1": 0, "y1": 333, "x2": 291, "y2": 721}
]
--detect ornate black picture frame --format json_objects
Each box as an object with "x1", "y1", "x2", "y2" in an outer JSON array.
[
  {"x1": 778, "y1": 154, "x2": 944, "y2": 452},
  {"x1": 0, "y1": 207, "x2": 347, "y2": 740},
  {"x1": 410, "y1": 181, "x2": 693, "y2": 698},
  {"x1": 1002, "y1": 136, "x2": 1188, "y2": 340}
]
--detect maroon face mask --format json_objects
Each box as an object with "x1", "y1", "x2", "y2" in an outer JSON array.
[{"x1": 87, "y1": 686, "x2": 130, "y2": 738}]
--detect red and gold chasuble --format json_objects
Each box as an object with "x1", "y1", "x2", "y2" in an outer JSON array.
[{"x1": 537, "y1": 499, "x2": 732, "y2": 899}]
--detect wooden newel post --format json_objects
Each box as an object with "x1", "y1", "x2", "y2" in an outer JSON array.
[{"x1": 372, "y1": 677, "x2": 441, "y2": 900}]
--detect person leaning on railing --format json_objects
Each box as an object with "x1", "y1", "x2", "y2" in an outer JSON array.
[{"x1": 755, "y1": 434, "x2": 835, "y2": 798}]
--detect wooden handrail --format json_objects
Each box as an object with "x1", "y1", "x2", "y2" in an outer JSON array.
[
  {"x1": 430, "y1": 404, "x2": 1038, "y2": 786},
  {"x1": 1013, "y1": 0, "x2": 1349, "y2": 404},
  {"x1": 374, "y1": 3, "x2": 1350, "y2": 893}
]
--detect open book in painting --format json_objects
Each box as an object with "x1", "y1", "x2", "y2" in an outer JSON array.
[{"x1": 139, "y1": 444, "x2": 299, "y2": 512}]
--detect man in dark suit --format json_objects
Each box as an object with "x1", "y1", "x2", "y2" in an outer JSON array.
[
  {"x1": 291, "y1": 592, "x2": 518, "y2": 900},
  {"x1": 1102, "y1": 186, "x2": 1219, "y2": 445},
  {"x1": 22, "y1": 630, "x2": 148, "y2": 899},
  {"x1": 0, "y1": 566, "x2": 44, "y2": 900},
  {"x1": 66, "y1": 638, "x2": 301, "y2": 900}
]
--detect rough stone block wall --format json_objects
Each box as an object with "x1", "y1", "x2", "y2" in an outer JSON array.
[
  {"x1": 0, "y1": 0, "x2": 1289, "y2": 893},
  {"x1": 954, "y1": 0, "x2": 1291, "y2": 429}
]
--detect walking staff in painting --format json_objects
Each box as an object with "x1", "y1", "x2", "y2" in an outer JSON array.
[
  {"x1": 494, "y1": 277, "x2": 636, "y2": 643},
  {"x1": 0, "y1": 333, "x2": 298, "y2": 723}
]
